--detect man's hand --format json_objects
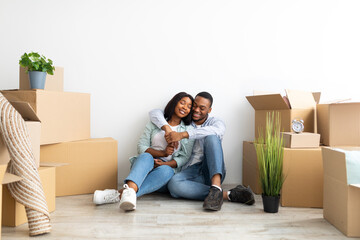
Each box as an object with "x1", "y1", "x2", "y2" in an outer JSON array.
[
  {"x1": 162, "y1": 125, "x2": 172, "y2": 135},
  {"x1": 165, "y1": 131, "x2": 188, "y2": 143}
]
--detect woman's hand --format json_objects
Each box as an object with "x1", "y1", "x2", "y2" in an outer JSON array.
[
  {"x1": 154, "y1": 159, "x2": 178, "y2": 169},
  {"x1": 164, "y1": 143, "x2": 175, "y2": 156},
  {"x1": 154, "y1": 159, "x2": 164, "y2": 168}
]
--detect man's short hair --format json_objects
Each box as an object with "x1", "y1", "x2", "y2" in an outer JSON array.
[{"x1": 195, "y1": 92, "x2": 213, "y2": 107}]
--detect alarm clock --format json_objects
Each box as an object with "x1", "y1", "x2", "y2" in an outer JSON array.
[{"x1": 291, "y1": 119, "x2": 304, "y2": 133}]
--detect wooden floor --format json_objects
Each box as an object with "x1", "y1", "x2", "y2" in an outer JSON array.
[{"x1": 2, "y1": 185, "x2": 354, "y2": 240}]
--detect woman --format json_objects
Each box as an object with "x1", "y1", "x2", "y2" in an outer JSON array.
[{"x1": 93, "y1": 92, "x2": 195, "y2": 211}]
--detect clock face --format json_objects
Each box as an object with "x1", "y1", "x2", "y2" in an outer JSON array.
[{"x1": 292, "y1": 120, "x2": 304, "y2": 133}]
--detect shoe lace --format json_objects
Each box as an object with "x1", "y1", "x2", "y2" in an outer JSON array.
[
  {"x1": 122, "y1": 184, "x2": 134, "y2": 198},
  {"x1": 104, "y1": 191, "x2": 119, "y2": 202}
]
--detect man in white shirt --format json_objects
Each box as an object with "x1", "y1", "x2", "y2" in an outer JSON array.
[{"x1": 149, "y1": 92, "x2": 254, "y2": 211}]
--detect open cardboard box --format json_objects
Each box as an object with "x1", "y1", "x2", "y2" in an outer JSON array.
[
  {"x1": 19, "y1": 66, "x2": 64, "y2": 91},
  {"x1": 242, "y1": 141, "x2": 323, "y2": 208},
  {"x1": 2, "y1": 166, "x2": 56, "y2": 227},
  {"x1": 0, "y1": 163, "x2": 22, "y2": 238},
  {"x1": 0, "y1": 140, "x2": 63, "y2": 228},
  {"x1": 317, "y1": 102, "x2": 360, "y2": 146},
  {"x1": 1, "y1": 90, "x2": 90, "y2": 145},
  {"x1": 0, "y1": 164, "x2": 7, "y2": 240},
  {"x1": 246, "y1": 90, "x2": 320, "y2": 139},
  {"x1": 0, "y1": 101, "x2": 41, "y2": 168},
  {"x1": 322, "y1": 147, "x2": 360, "y2": 237}
]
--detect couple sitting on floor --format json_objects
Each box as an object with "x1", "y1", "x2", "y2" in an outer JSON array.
[{"x1": 93, "y1": 91, "x2": 255, "y2": 211}]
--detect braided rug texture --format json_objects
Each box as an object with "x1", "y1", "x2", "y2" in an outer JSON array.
[{"x1": 0, "y1": 93, "x2": 51, "y2": 236}]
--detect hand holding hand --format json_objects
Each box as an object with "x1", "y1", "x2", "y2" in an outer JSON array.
[
  {"x1": 154, "y1": 159, "x2": 164, "y2": 168},
  {"x1": 165, "y1": 131, "x2": 183, "y2": 143},
  {"x1": 164, "y1": 144, "x2": 175, "y2": 156}
]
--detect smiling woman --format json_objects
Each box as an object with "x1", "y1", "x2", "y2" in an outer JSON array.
[{"x1": 93, "y1": 92, "x2": 196, "y2": 211}]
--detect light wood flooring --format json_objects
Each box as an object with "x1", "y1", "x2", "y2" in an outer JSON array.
[{"x1": 2, "y1": 185, "x2": 355, "y2": 240}]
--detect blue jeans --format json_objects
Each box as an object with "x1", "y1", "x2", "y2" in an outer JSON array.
[
  {"x1": 124, "y1": 153, "x2": 174, "y2": 197},
  {"x1": 167, "y1": 135, "x2": 226, "y2": 200}
]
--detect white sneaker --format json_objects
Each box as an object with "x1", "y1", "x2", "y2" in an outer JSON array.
[
  {"x1": 119, "y1": 184, "x2": 137, "y2": 211},
  {"x1": 93, "y1": 189, "x2": 120, "y2": 205}
]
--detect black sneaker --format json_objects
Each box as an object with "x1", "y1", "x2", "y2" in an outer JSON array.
[
  {"x1": 229, "y1": 185, "x2": 255, "y2": 205},
  {"x1": 203, "y1": 186, "x2": 223, "y2": 211}
]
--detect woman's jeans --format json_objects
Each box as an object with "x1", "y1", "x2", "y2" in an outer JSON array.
[
  {"x1": 124, "y1": 152, "x2": 174, "y2": 197},
  {"x1": 167, "y1": 135, "x2": 226, "y2": 200}
]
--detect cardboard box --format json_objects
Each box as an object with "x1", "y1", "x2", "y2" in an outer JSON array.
[
  {"x1": 19, "y1": 66, "x2": 64, "y2": 91},
  {"x1": 281, "y1": 147, "x2": 323, "y2": 207},
  {"x1": 282, "y1": 132, "x2": 320, "y2": 148},
  {"x1": 2, "y1": 166, "x2": 55, "y2": 227},
  {"x1": 317, "y1": 102, "x2": 360, "y2": 146},
  {"x1": 40, "y1": 138, "x2": 118, "y2": 196},
  {"x1": 0, "y1": 164, "x2": 23, "y2": 237},
  {"x1": 0, "y1": 101, "x2": 41, "y2": 168},
  {"x1": 242, "y1": 141, "x2": 323, "y2": 207},
  {"x1": 246, "y1": 90, "x2": 319, "y2": 139},
  {"x1": 322, "y1": 147, "x2": 360, "y2": 237},
  {"x1": 242, "y1": 141, "x2": 261, "y2": 194},
  {"x1": 1, "y1": 90, "x2": 90, "y2": 145},
  {"x1": 0, "y1": 164, "x2": 7, "y2": 240}
]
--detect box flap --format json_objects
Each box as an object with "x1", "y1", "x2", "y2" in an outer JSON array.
[
  {"x1": 2, "y1": 172, "x2": 22, "y2": 184},
  {"x1": 40, "y1": 162, "x2": 69, "y2": 167},
  {"x1": 0, "y1": 164, "x2": 6, "y2": 181},
  {"x1": 253, "y1": 90, "x2": 277, "y2": 96},
  {"x1": 285, "y1": 89, "x2": 316, "y2": 109},
  {"x1": 10, "y1": 101, "x2": 40, "y2": 122},
  {"x1": 246, "y1": 94, "x2": 290, "y2": 110},
  {"x1": 322, "y1": 147, "x2": 347, "y2": 183},
  {"x1": 350, "y1": 184, "x2": 360, "y2": 188},
  {"x1": 312, "y1": 92, "x2": 321, "y2": 104},
  {"x1": 321, "y1": 98, "x2": 352, "y2": 104}
]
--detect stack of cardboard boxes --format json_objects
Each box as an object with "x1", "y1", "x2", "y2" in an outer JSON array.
[
  {"x1": 243, "y1": 89, "x2": 360, "y2": 237},
  {"x1": 317, "y1": 102, "x2": 360, "y2": 237},
  {"x1": 243, "y1": 89, "x2": 323, "y2": 208},
  {"x1": 0, "y1": 67, "x2": 118, "y2": 231}
]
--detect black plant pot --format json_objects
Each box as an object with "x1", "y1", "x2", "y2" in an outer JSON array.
[{"x1": 262, "y1": 194, "x2": 280, "y2": 213}]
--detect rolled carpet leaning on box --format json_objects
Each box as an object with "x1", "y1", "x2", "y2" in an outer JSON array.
[{"x1": 0, "y1": 93, "x2": 51, "y2": 236}]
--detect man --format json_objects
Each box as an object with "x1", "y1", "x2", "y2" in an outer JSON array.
[{"x1": 149, "y1": 91, "x2": 254, "y2": 211}]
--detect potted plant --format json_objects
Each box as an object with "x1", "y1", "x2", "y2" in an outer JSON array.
[
  {"x1": 19, "y1": 52, "x2": 55, "y2": 90},
  {"x1": 255, "y1": 111, "x2": 285, "y2": 213}
]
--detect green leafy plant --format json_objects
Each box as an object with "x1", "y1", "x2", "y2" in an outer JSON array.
[
  {"x1": 19, "y1": 52, "x2": 55, "y2": 75},
  {"x1": 255, "y1": 111, "x2": 285, "y2": 197}
]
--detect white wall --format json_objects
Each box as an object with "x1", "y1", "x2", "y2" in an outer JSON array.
[{"x1": 1, "y1": 0, "x2": 360, "y2": 185}]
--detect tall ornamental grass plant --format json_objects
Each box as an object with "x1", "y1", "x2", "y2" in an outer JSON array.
[{"x1": 255, "y1": 111, "x2": 285, "y2": 197}]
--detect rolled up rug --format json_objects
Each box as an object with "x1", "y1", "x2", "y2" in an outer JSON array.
[{"x1": 0, "y1": 92, "x2": 51, "y2": 236}]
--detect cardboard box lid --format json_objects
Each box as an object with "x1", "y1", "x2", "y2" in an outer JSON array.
[
  {"x1": 322, "y1": 147, "x2": 348, "y2": 183},
  {"x1": 246, "y1": 90, "x2": 320, "y2": 110},
  {"x1": 312, "y1": 92, "x2": 321, "y2": 104},
  {"x1": 2, "y1": 172, "x2": 22, "y2": 184},
  {"x1": 40, "y1": 162, "x2": 68, "y2": 167},
  {"x1": 0, "y1": 164, "x2": 6, "y2": 181},
  {"x1": 10, "y1": 101, "x2": 40, "y2": 122},
  {"x1": 285, "y1": 89, "x2": 317, "y2": 109},
  {"x1": 246, "y1": 94, "x2": 290, "y2": 110}
]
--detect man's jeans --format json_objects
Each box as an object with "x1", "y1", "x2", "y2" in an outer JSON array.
[
  {"x1": 124, "y1": 152, "x2": 174, "y2": 197},
  {"x1": 167, "y1": 135, "x2": 226, "y2": 200}
]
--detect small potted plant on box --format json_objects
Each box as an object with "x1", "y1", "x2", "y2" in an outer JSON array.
[
  {"x1": 19, "y1": 52, "x2": 55, "y2": 89},
  {"x1": 255, "y1": 111, "x2": 285, "y2": 213}
]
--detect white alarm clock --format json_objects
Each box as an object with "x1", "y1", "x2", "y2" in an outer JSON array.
[{"x1": 291, "y1": 119, "x2": 304, "y2": 133}]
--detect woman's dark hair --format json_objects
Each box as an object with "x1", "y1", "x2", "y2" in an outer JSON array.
[{"x1": 164, "y1": 92, "x2": 194, "y2": 125}]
